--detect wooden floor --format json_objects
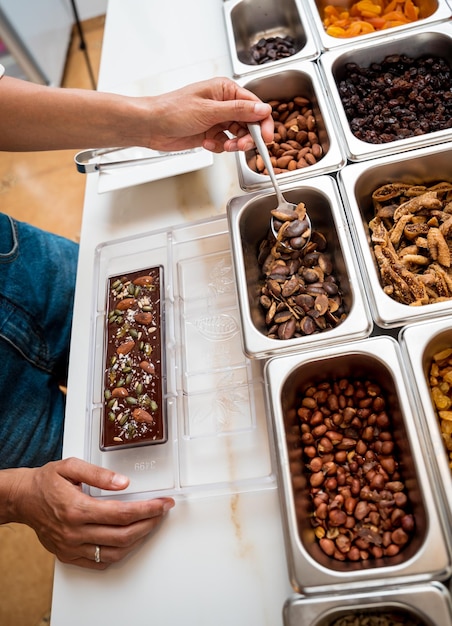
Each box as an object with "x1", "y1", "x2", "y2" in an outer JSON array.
[{"x1": 0, "y1": 16, "x2": 105, "y2": 626}]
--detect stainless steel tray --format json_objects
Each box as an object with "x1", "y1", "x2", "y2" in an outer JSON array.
[
  {"x1": 264, "y1": 336, "x2": 450, "y2": 594},
  {"x1": 235, "y1": 60, "x2": 346, "y2": 191},
  {"x1": 306, "y1": 0, "x2": 452, "y2": 52},
  {"x1": 223, "y1": 0, "x2": 320, "y2": 77},
  {"x1": 399, "y1": 317, "x2": 452, "y2": 534},
  {"x1": 319, "y1": 23, "x2": 452, "y2": 162},
  {"x1": 227, "y1": 175, "x2": 372, "y2": 359},
  {"x1": 283, "y1": 581, "x2": 452, "y2": 626},
  {"x1": 338, "y1": 140, "x2": 452, "y2": 328}
]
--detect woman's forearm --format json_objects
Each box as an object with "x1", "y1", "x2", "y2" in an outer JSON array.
[{"x1": 0, "y1": 76, "x2": 152, "y2": 152}]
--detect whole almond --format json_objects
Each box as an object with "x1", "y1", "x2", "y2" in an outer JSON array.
[
  {"x1": 256, "y1": 155, "x2": 265, "y2": 172},
  {"x1": 294, "y1": 96, "x2": 310, "y2": 107},
  {"x1": 140, "y1": 360, "x2": 155, "y2": 375},
  {"x1": 132, "y1": 408, "x2": 154, "y2": 424},
  {"x1": 311, "y1": 143, "x2": 323, "y2": 159},
  {"x1": 277, "y1": 124, "x2": 287, "y2": 141},
  {"x1": 116, "y1": 297, "x2": 137, "y2": 311},
  {"x1": 280, "y1": 142, "x2": 294, "y2": 152},
  {"x1": 296, "y1": 130, "x2": 308, "y2": 144},
  {"x1": 276, "y1": 155, "x2": 293, "y2": 169},
  {"x1": 116, "y1": 340, "x2": 135, "y2": 355},
  {"x1": 133, "y1": 275, "x2": 154, "y2": 286},
  {"x1": 134, "y1": 312, "x2": 153, "y2": 325},
  {"x1": 296, "y1": 115, "x2": 308, "y2": 131},
  {"x1": 112, "y1": 387, "x2": 128, "y2": 398}
]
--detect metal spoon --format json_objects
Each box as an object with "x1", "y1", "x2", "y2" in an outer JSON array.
[{"x1": 247, "y1": 122, "x2": 311, "y2": 251}]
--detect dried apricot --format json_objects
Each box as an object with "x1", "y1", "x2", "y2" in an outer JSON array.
[{"x1": 322, "y1": 0, "x2": 420, "y2": 38}]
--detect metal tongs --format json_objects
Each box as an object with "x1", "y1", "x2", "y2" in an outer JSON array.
[{"x1": 74, "y1": 146, "x2": 195, "y2": 174}]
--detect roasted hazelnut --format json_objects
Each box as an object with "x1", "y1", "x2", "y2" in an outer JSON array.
[
  {"x1": 328, "y1": 509, "x2": 347, "y2": 527},
  {"x1": 310, "y1": 471, "x2": 324, "y2": 487},
  {"x1": 289, "y1": 375, "x2": 415, "y2": 563},
  {"x1": 309, "y1": 457, "x2": 323, "y2": 473},
  {"x1": 354, "y1": 501, "x2": 370, "y2": 521},
  {"x1": 319, "y1": 537, "x2": 335, "y2": 556}
]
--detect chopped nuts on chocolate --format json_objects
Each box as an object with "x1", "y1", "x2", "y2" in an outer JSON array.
[{"x1": 102, "y1": 266, "x2": 166, "y2": 450}]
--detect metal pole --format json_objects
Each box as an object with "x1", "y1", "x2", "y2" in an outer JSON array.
[{"x1": 68, "y1": 0, "x2": 97, "y2": 89}]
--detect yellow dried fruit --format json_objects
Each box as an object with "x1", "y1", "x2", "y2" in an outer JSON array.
[
  {"x1": 439, "y1": 411, "x2": 452, "y2": 423},
  {"x1": 432, "y1": 386, "x2": 451, "y2": 410},
  {"x1": 434, "y1": 348, "x2": 452, "y2": 362},
  {"x1": 428, "y1": 347, "x2": 452, "y2": 475}
]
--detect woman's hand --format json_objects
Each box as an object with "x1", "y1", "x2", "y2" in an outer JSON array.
[
  {"x1": 143, "y1": 76, "x2": 274, "y2": 153},
  {"x1": 9, "y1": 457, "x2": 175, "y2": 569}
]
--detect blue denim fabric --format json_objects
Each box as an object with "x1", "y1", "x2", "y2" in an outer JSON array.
[{"x1": 0, "y1": 213, "x2": 79, "y2": 468}]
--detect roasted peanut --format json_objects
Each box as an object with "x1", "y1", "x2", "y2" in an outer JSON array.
[
  {"x1": 319, "y1": 537, "x2": 335, "y2": 556},
  {"x1": 288, "y1": 375, "x2": 415, "y2": 563}
]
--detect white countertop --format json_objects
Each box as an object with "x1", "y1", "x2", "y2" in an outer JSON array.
[{"x1": 50, "y1": 1, "x2": 292, "y2": 624}]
